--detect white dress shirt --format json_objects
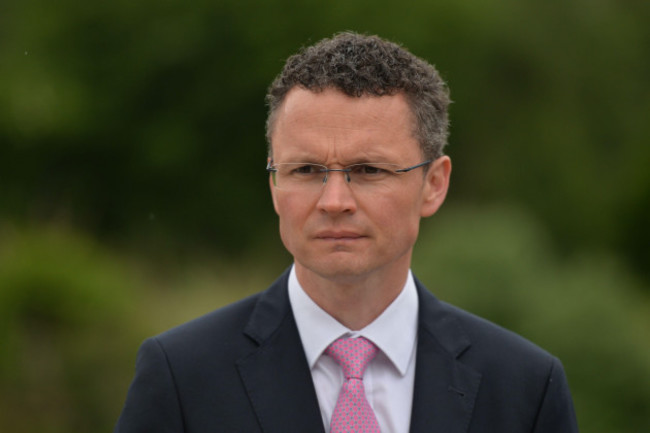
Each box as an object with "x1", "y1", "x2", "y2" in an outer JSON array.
[{"x1": 288, "y1": 266, "x2": 419, "y2": 433}]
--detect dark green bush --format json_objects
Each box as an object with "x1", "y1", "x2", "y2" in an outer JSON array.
[
  {"x1": 0, "y1": 225, "x2": 143, "y2": 433},
  {"x1": 414, "y1": 205, "x2": 650, "y2": 433}
]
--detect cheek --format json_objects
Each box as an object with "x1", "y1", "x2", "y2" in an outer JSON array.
[
  {"x1": 276, "y1": 194, "x2": 311, "y2": 220},
  {"x1": 370, "y1": 196, "x2": 422, "y2": 243},
  {"x1": 275, "y1": 195, "x2": 312, "y2": 243},
  {"x1": 387, "y1": 213, "x2": 421, "y2": 242}
]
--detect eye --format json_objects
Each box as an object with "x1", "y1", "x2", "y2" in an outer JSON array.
[
  {"x1": 362, "y1": 165, "x2": 383, "y2": 175},
  {"x1": 290, "y1": 164, "x2": 323, "y2": 175},
  {"x1": 350, "y1": 164, "x2": 389, "y2": 176}
]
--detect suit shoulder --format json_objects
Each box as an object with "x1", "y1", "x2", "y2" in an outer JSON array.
[
  {"x1": 437, "y1": 299, "x2": 556, "y2": 369},
  {"x1": 152, "y1": 292, "x2": 262, "y2": 353},
  {"x1": 425, "y1": 299, "x2": 577, "y2": 431},
  {"x1": 147, "y1": 268, "x2": 292, "y2": 358}
]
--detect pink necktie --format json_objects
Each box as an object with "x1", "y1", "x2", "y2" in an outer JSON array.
[{"x1": 326, "y1": 337, "x2": 381, "y2": 433}]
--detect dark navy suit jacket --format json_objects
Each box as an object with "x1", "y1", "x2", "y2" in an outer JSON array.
[{"x1": 114, "y1": 269, "x2": 578, "y2": 432}]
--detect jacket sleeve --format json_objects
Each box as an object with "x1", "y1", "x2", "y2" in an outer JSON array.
[
  {"x1": 114, "y1": 337, "x2": 184, "y2": 433},
  {"x1": 532, "y1": 357, "x2": 579, "y2": 433}
]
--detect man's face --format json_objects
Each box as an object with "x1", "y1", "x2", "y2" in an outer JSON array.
[{"x1": 269, "y1": 88, "x2": 450, "y2": 284}]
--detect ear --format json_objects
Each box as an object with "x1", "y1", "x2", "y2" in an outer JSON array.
[
  {"x1": 268, "y1": 158, "x2": 280, "y2": 215},
  {"x1": 420, "y1": 156, "x2": 451, "y2": 217}
]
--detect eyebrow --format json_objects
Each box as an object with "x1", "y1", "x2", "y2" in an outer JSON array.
[
  {"x1": 273, "y1": 159, "x2": 401, "y2": 168},
  {"x1": 274, "y1": 151, "x2": 399, "y2": 166}
]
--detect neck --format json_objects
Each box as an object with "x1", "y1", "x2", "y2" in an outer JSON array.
[{"x1": 294, "y1": 263, "x2": 409, "y2": 330}]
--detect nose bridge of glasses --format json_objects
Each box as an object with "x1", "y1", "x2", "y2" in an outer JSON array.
[
  {"x1": 318, "y1": 167, "x2": 357, "y2": 210},
  {"x1": 323, "y1": 167, "x2": 352, "y2": 184}
]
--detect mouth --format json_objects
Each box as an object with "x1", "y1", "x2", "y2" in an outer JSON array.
[{"x1": 314, "y1": 231, "x2": 365, "y2": 241}]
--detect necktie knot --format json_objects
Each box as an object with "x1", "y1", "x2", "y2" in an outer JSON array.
[{"x1": 326, "y1": 337, "x2": 378, "y2": 380}]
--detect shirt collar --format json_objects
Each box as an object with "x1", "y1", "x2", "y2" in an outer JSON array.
[{"x1": 288, "y1": 265, "x2": 419, "y2": 376}]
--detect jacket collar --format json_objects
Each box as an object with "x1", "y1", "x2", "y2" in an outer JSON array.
[
  {"x1": 238, "y1": 269, "x2": 481, "y2": 433},
  {"x1": 409, "y1": 278, "x2": 481, "y2": 433},
  {"x1": 238, "y1": 269, "x2": 326, "y2": 433}
]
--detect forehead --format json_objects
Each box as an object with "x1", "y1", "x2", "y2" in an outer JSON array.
[{"x1": 270, "y1": 88, "x2": 420, "y2": 162}]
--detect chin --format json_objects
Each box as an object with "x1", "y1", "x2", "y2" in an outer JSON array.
[{"x1": 299, "y1": 256, "x2": 373, "y2": 281}]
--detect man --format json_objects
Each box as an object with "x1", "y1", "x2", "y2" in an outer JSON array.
[{"x1": 115, "y1": 32, "x2": 578, "y2": 432}]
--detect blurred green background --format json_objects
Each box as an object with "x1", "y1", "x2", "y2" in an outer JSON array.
[{"x1": 1, "y1": 0, "x2": 649, "y2": 431}]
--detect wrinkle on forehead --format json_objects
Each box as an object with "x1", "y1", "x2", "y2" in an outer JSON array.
[{"x1": 271, "y1": 88, "x2": 419, "y2": 165}]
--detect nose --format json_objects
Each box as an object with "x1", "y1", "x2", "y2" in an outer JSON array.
[{"x1": 316, "y1": 170, "x2": 357, "y2": 214}]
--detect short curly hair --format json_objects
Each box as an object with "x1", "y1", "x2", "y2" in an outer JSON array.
[{"x1": 265, "y1": 32, "x2": 450, "y2": 160}]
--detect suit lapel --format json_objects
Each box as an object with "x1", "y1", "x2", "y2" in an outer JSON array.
[
  {"x1": 237, "y1": 271, "x2": 325, "y2": 433},
  {"x1": 236, "y1": 271, "x2": 480, "y2": 433},
  {"x1": 409, "y1": 282, "x2": 481, "y2": 433}
]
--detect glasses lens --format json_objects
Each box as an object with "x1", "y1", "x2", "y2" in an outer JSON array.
[
  {"x1": 347, "y1": 163, "x2": 400, "y2": 184},
  {"x1": 273, "y1": 163, "x2": 326, "y2": 190},
  {"x1": 270, "y1": 162, "x2": 422, "y2": 191}
]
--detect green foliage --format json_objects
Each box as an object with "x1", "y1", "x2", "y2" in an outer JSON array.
[
  {"x1": 0, "y1": 223, "x2": 283, "y2": 433},
  {"x1": 414, "y1": 205, "x2": 650, "y2": 433},
  {"x1": 1, "y1": 0, "x2": 649, "y2": 431},
  {"x1": 0, "y1": 224, "x2": 142, "y2": 433},
  {"x1": 1, "y1": 0, "x2": 648, "y2": 275}
]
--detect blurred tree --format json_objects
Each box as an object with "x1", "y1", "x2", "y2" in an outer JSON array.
[
  {"x1": 0, "y1": 224, "x2": 142, "y2": 432},
  {"x1": 1, "y1": 0, "x2": 648, "y2": 277},
  {"x1": 2, "y1": 1, "x2": 649, "y2": 431},
  {"x1": 413, "y1": 204, "x2": 650, "y2": 433}
]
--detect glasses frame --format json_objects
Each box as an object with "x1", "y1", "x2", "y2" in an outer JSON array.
[{"x1": 266, "y1": 159, "x2": 432, "y2": 188}]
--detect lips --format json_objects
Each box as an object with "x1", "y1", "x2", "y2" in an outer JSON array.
[{"x1": 314, "y1": 230, "x2": 365, "y2": 240}]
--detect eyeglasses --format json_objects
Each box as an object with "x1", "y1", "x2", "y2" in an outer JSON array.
[{"x1": 266, "y1": 160, "x2": 432, "y2": 192}]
